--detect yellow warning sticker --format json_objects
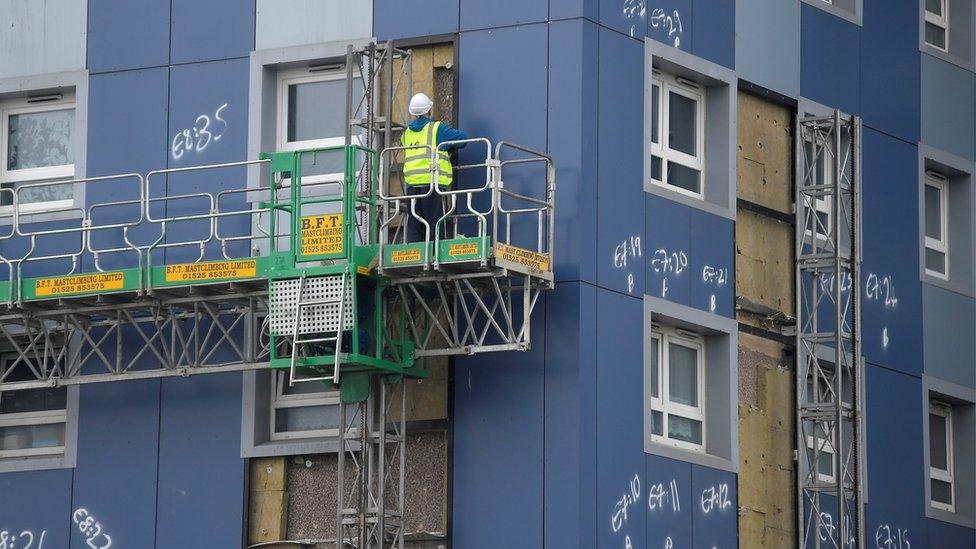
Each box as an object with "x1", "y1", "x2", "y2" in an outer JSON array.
[
  {"x1": 301, "y1": 214, "x2": 344, "y2": 256},
  {"x1": 448, "y1": 242, "x2": 479, "y2": 257},
  {"x1": 165, "y1": 259, "x2": 257, "y2": 282},
  {"x1": 35, "y1": 272, "x2": 125, "y2": 297},
  {"x1": 495, "y1": 243, "x2": 551, "y2": 272},
  {"x1": 391, "y1": 249, "x2": 422, "y2": 263}
]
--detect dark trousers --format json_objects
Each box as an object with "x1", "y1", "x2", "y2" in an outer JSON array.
[{"x1": 406, "y1": 184, "x2": 446, "y2": 242}]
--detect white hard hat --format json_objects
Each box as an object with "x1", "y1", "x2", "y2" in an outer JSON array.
[{"x1": 408, "y1": 93, "x2": 433, "y2": 116}]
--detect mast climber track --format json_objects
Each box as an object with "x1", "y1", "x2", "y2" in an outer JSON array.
[
  {"x1": 0, "y1": 42, "x2": 554, "y2": 548},
  {"x1": 795, "y1": 111, "x2": 866, "y2": 549}
]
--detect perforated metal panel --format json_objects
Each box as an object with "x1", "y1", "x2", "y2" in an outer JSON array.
[{"x1": 269, "y1": 275, "x2": 354, "y2": 336}]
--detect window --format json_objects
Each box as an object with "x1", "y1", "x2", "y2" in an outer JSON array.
[
  {"x1": 0, "y1": 356, "x2": 68, "y2": 460},
  {"x1": 929, "y1": 401, "x2": 955, "y2": 512},
  {"x1": 924, "y1": 171, "x2": 949, "y2": 278},
  {"x1": 805, "y1": 377, "x2": 836, "y2": 483},
  {"x1": 276, "y1": 68, "x2": 363, "y2": 184},
  {"x1": 650, "y1": 71, "x2": 705, "y2": 198},
  {"x1": 270, "y1": 371, "x2": 340, "y2": 441},
  {"x1": 0, "y1": 93, "x2": 76, "y2": 211},
  {"x1": 924, "y1": 0, "x2": 950, "y2": 52},
  {"x1": 802, "y1": 137, "x2": 834, "y2": 240},
  {"x1": 648, "y1": 324, "x2": 705, "y2": 451}
]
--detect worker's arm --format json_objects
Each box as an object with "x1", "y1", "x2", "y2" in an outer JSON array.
[{"x1": 436, "y1": 122, "x2": 468, "y2": 149}]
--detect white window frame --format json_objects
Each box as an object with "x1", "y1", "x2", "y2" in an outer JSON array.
[
  {"x1": 801, "y1": 135, "x2": 835, "y2": 242},
  {"x1": 924, "y1": 0, "x2": 950, "y2": 52},
  {"x1": 649, "y1": 324, "x2": 706, "y2": 453},
  {"x1": 276, "y1": 68, "x2": 359, "y2": 186},
  {"x1": 0, "y1": 94, "x2": 77, "y2": 213},
  {"x1": 924, "y1": 171, "x2": 949, "y2": 279},
  {"x1": 649, "y1": 71, "x2": 706, "y2": 200},
  {"x1": 929, "y1": 400, "x2": 955, "y2": 512},
  {"x1": 0, "y1": 408, "x2": 67, "y2": 458},
  {"x1": 805, "y1": 376, "x2": 838, "y2": 483},
  {"x1": 269, "y1": 371, "x2": 341, "y2": 441}
]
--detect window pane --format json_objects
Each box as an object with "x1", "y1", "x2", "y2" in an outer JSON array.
[
  {"x1": 15, "y1": 178, "x2": 73, "y2": 205},
  {"x1": 651, "y1": 155, "x2": 663, "y2": 181},
  {"x1": 925, "y1": 23, "x2": 946, "y2": 49},
  {"x1": 287, "y1": 77, "x2": 362, "y2": 143},
  {"x1": 668, "y1": 415, "x2": 702, "y2": 445},
  {"x1": 275, "y1": 405, "x2": 340, "y2": 433},
  {"x1": 925, "y1": 248, "x2": 946, "y2": 274},
  {"x1": 0, "y1": 423, "x2": 65, "y2": 451},
  {"x1": 925, "y1": 184, "x2": 943, "y2": 240},
  {"x1": 0, "y1": 387, "x2": 67, "y2": 414},
  {"x1": 651, "y1": 84, "x2": 660, "y2": 144},
  {"x1": 651, "y1": 410, "x2": 663, "y2": 436},
  {"x1": 6, "y1": 109, "x2": 75, "y2": 170},
  {"x1": 668, "y1": 92, "x2": 697, "y2": 156},
  {"x1": 668, "y1": 343, "x2": 698, "y2": 407},
  {"x1": 925, "y1": 0, "x2": 942, "y2": 16},
  {"x1": 931, "y1": 479, "x2": 953, "y2": 505},
  {"x1": 666, "y1": 162, "x2": 701, "y2": 194},
  {"x1": 929, "y1": 411, "x2": 948, "y2": 470},
  {"x1": 808, "y1": 443, "x2": 834, "y2": 477},
  {"x1": 650, "y1": 338, "x2": 659, "y2": 398}
]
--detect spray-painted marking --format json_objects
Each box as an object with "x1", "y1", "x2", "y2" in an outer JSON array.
[
  {"x1": 171, "y1": 103, "x2": 229, "y2": 160},
  {"x1": 875, "y1": 523, "x2": 910, "y2": 549},
  {"x1": 650, "y1": 8, "x2": 683, "y2": 47},
  {"x1": 648, "y1": 479, "x2": 680, "y2": 512},
  {"x1": 700, "y1": 483, "x2": 732, "y2": 514},
  {"x1": 73, "y1": 509, "x2": 112, "y2": 549},
  {"x1": 0, "y1": 530, "x2": 46, "y2": 549},
  {"x1": 613, "y1": 235, "x2": 643, "y2": 293},
  {"x1": 611, "y1": 474, "x2": 642, "y2": 533}
]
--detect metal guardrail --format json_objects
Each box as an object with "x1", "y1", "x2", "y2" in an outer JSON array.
[{"x1": 376, "y1": 137, "x2": 555, "y2": 273}]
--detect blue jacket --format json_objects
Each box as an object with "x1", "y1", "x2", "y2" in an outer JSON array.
[{"x1": 408, "y1": 117, "x2": 467, "y2": 148}]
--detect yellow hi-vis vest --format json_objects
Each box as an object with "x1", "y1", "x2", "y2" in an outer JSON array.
[{"x1": 401, "y1": 120, "x2": 453, "y2": 186}]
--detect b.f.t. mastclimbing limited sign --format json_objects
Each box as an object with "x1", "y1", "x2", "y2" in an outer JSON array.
[
  {"x1": 495, "y1": 243, "x2": 551, "y2": 273},
  {"x1": 165, "y1": 259, "x2": 257, "y2": 282},
  {"x1": 35, "y1": 272, "x2": 125, "y2": 296},
  {"x1": 301, "y1": 214, "x2": 344, "y2": 256}
]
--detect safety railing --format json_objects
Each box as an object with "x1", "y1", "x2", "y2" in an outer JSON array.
[
  {"x1": 376, "y1": 137, "x2": 554, "y2": 278},
  {"x1": 0, "y1": 145, "x2": 378, "y2": 304}
]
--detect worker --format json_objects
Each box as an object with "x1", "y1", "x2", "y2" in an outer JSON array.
[{"x1": 401, "y1": 92, "x2": 467, "y2": 243}]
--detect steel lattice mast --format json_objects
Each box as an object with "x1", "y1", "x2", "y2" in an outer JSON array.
[{"x1": 795, "y1": 110, "x2": 865, "y2": 549}]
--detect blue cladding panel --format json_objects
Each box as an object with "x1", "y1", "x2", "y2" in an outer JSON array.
[
  {"x1": 549, "y1": 19, "x2": 599, "y2": 284},
  {"x1": 691, "y1": 0, "x2": 734, "y2": 69},
  {"x1": 165, "y1": 58, "x2": 250, "y2": 264},
  {"x1": 170, "y1": 0, "x2": 255, "y2": 64},
  {"x1": 459, "y1": 25, "x2": 548, "y2": 251},
  {"x1": 602, "y1": 0, "x2": 647, "y2": 38},
  {"x1": 646, "y1": 194, "x2": 691, "y2": 306},
  {"x1": 921, "y1": 55, "x2": 976, "y2": 161},
  {"x1": 373, "y1": 0, "x2": 458, "y2": 41},
  {"x1": 460, "y1": 0, "x2": 547, "y2": 30},
  {"x1": 598, "y1": 29, "x2": 645, "y2": 296},
  {"x1": 85, "y1": 67, "x2": 170, "y2": 272},
  {"x1": 453, "y1": 302, "x2": 546, "y2": 547},
  {"x1": 735, "y1": 0, "x2": 801, "y2": 98},
  {"x1": 860, "y1": 0, "x2": 919, "y2": 143},
  {"x1": 865, "y1": 365, "x2": 925, "y2": 549},
  {"x1": 544, "y1": 282, "x2": 597, "y2": 548},
  {"x1": 70, "y1": 381, "x2": 160, "y2": 549},
  {"x1": 646, "y1": 454, "x2": 693, "y2": 548},
  {"x1": 550, "y1": 0, "x2": 598, "y2": 21},
  {"x1": 87, "y1": 0, "x2": 170, "y2": 73},
  {"x1": 927, "y1": 518, "x2": 976, "y2": 546},
  {"x1": 800, "y1": 3, "x2": 860, "y2": 114},
  {"x1": 0, "y1": 470, "x2": 72, "y2": 547},
  {"x1": 923, "y1": 284, "x2": 976, "y2": 388},
  {"x1": 596, "y1": 289, "x2": 645, "y2": 548},
  {"x1": 689, "y1": 209, "x2": 734, "y2": 318},
  {"x1": 691, "y1": 465, "x2": 738, "y2": 549},
  {"x1": 155, "y1": 374, "x2": 244, "y2": 548},
  {"x1": 647, "y1": 0, "x2": 692, "y2": 52},
  {"x1": 861, "y1": 129, "x2": 922, "y2": 374}
]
